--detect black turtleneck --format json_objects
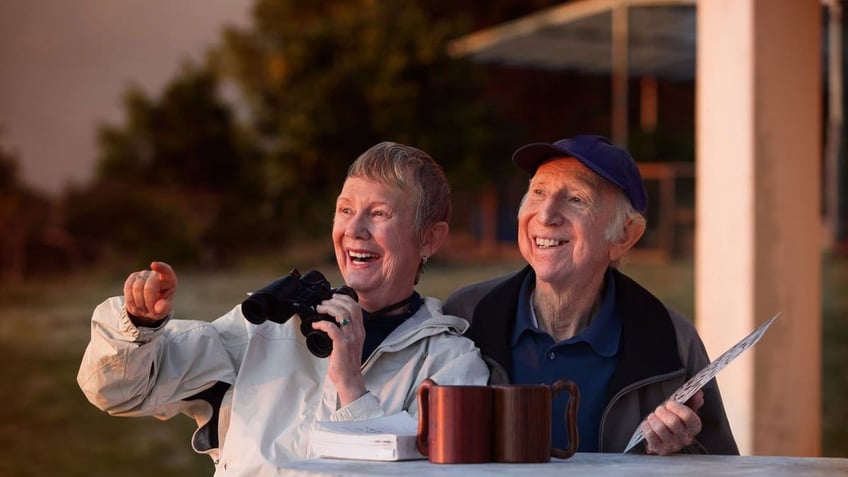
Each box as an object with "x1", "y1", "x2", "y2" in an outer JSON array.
[{"x1": 361, "y1": 292, "x2": 424, "y2": 363}]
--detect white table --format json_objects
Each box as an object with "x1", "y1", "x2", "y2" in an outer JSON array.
[{"x1": 280, "y1": 452, "x2": 848, "y2": 476}]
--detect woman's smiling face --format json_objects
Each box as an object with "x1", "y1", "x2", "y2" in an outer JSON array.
[{"x1": 333, "y1": 176, "x2": 422, "y2": 312}]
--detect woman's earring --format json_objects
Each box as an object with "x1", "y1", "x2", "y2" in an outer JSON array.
[{"x1": 421, "y1": 255, "x2": 428, "y2": 265}]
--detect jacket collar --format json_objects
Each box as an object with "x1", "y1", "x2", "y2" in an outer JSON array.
[
  {"x1": 363, "y1": 297, "x2": 467, "y2": 366},
  {"x1": 468, "y1": 266, "x2": 683, "y2": 404}
]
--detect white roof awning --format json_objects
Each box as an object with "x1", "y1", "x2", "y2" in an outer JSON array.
[{"x1": 448, "y1": 0, "x2": 697, "y2": 80}]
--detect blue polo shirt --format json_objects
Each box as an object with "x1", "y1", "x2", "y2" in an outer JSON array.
[{"x1": 511, "y1": 269, "x2": 621, "y2": 452}]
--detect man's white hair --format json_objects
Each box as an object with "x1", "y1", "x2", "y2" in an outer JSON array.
[{"x1": 606, "y1": 189, "x2": 646, "y2": 267}]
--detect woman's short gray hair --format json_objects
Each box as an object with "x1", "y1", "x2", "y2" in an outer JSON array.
[{"x1": 346, "y1": 141, "x2": 451, "y2": 241}]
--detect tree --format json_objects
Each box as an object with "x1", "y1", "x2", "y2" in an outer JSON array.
[
  {"x1": 0, "y1": 134, "x2": 72, "y2": 281},
  {"x1": 215, "y1": 0, "x2": 521, "y2": 233},
  {"x1": 76, "y1": 61, "x2": 273, "y2": 265},
  {"x1": 77, "y1": 0, "x2": 533, "y2": 266},
  {"x1": 96, "y1": 62, "x2": 254, "y2": 193},
  {"x1": 0, "y1": 140, "x2": 17, "y2": 192}
]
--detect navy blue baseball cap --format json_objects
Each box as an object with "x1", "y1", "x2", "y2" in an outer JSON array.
[{"x1": 512, "y1": 135, "x2": 648, "y2": 213}]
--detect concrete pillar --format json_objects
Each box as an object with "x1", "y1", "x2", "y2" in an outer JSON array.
[{"x1": 696, "y1": 0, "x2": 821, "y2": 456}]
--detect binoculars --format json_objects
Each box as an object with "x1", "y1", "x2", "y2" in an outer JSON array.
[{"x1": 241, "y1": 269, "x2": 358, "y2": 358}]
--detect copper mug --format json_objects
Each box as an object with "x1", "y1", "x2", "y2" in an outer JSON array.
[
  {"x1": 416, "y1": 378, "x2": 492, "y2": 464},
  {"x1": 491, "y1": 379, "x2": 580, "y2": 463}
]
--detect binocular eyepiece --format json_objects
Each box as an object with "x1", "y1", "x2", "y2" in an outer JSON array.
[{"x1": 241, "y1": 269, "x2": 358, "y2": 358}]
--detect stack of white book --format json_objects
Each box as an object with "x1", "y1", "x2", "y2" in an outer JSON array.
[{"x1": 309, "y1": 411, "x2": 425, "y2": 461}]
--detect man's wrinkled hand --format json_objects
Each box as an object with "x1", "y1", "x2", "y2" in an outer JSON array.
[{"x1": 642, "y1": 389, "x2": 704, "y2": 455}]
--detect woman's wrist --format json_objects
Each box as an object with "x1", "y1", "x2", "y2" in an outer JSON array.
[{"x1": 337, "y1": 382, "x2": 368, "y2": 407}]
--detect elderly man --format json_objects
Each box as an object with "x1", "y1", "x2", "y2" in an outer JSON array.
[{"x1": 444, "y1": 135, "x2": 738, "y2": 455}]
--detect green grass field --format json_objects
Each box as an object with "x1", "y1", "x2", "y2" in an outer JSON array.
[{"x1": 0, "y1": 254, "x2": 844, "y2": 475}]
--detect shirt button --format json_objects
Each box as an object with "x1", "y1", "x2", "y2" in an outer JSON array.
[{"x1": 548, "y1": 352, "x2": 556, "y2": 360}]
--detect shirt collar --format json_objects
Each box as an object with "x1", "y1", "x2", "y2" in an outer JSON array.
[{"x1": 512, "y1": 268, "x2": 621, "y2": 357}]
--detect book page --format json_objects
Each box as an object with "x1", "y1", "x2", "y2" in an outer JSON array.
[
  {"x1": 623, "y1": 312, "x2": 780, "y2": 453},
  {"x1": 313, "y1": 411, "x2": 417, "y2": 436},
  {"x1": 310, "y1": 411, "x2": 423, "y2": 461}
]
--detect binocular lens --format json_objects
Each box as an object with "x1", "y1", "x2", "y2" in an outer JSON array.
[
  {"x1": 242, "y1": 294, "x2": 274, "y2": 324},
  {"x1": 305, "y1": 331, "x2": 333, "y2": 358}
]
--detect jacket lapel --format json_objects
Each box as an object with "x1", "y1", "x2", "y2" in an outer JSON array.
[
  {"x1": 604, "y1": 269, "x2": 684, "y2": 404},
  {"x1": 466, "y1": 266, "x2": 532, "y2": 376}
]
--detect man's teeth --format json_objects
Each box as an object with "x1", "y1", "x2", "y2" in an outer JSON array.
[
  {"x1": 536, "y1": 238, "x2": 563, "y2": 248},
  {"x1": 349, "y1": 251, "x2": 378, "y2": 262}
]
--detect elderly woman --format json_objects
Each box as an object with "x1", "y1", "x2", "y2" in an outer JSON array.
[{"x1": 77, "y1": 142, "x2": 488, "y2": 474}]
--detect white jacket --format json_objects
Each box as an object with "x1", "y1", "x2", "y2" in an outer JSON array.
[{"x1": 77, "y1": 296, "x2": 489, "y2": 475}]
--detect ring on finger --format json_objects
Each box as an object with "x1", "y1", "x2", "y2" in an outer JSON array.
[{"x1": 340, "y1": 318, "x2": 350, "y2": 327}]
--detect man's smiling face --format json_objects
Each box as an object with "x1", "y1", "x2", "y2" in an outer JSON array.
[{"x1": 517, "y1": 157, "x2": 620, "y2": 289}]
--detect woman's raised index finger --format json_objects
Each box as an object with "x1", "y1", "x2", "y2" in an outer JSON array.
[{"x1": 150, "y1": 261, "x2": 177, "y2": 283}]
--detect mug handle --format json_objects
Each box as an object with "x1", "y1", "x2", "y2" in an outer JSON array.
[
  {"x1": 416, "y1": 378, "x2": 436, "y2": 456},
  {"x1": 550, "y1": 379, "x2": 580, "y2": 459}
]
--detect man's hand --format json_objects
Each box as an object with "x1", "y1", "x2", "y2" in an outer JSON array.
[
  {"x1": 642, "y1": 389, "x2": 704, "y2": 455},
  {"x1": 123, "y1": 261, "x2": 178, "y2": 323}
]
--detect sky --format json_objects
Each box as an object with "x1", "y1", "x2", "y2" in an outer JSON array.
[{"x1": 0, "y1": 0, "x2": 253, "y2": 195}]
